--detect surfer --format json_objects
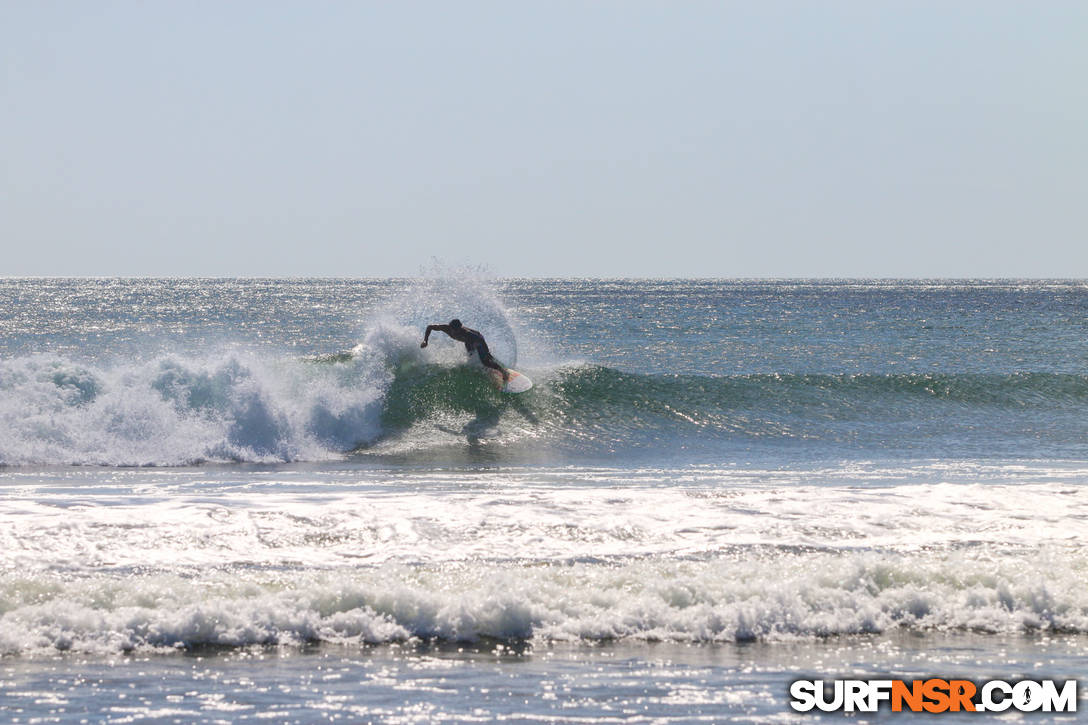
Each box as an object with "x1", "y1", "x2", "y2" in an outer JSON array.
[{"x1": 421, "y1": 319, "x2": 510, "y2": 383}]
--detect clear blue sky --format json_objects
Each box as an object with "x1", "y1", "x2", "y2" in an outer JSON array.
[{"x1": 2, "y1": 1, "x2": 1085, "y2": 277}]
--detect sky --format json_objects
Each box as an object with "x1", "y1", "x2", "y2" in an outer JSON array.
[{"x1": 1, "y1": 1, "x2": 1085, "y2": 277}]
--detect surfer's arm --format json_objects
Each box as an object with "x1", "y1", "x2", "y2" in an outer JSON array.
[{"x1": 421, "y1": 324, "x2": 451, "y2": 348}]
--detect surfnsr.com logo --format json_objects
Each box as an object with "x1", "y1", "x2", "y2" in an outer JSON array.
[{"x1": 790, "y1": 679, "x2": 1078, "y2": 713}]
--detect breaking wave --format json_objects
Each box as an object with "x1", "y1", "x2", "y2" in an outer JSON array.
[
  {"x1": 1, "y1": 547, "x2": 1085, "y2": 655},
  {"x1": 3, "y1": 343, "x2": 1088, "y2": 467},
  {"x1": 1, "y1": 340, "x2": 1087, "y2": 466}
]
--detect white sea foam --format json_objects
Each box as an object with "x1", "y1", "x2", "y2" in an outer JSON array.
[
  {"x1": 3, "y1": 474, "x2": 1085, "y2": 571},
  {"x1": 0, "y1": 547, "x2": 1085, "y2": 656},
  {"x1": 0, "y1": 348, "x2": 393, "y2": 466},
  {"x1": 1, "y1": 468, "x2": 1086, "y2": 654}
]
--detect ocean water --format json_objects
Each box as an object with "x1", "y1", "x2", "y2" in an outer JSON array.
[{"x1": 1, "y1": 277, "x2": 1086, "y2": 723}]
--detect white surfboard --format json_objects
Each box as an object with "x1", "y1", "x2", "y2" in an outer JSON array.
[{"x1": 489, "y1": 367, "x2": 533, "y2": 393}]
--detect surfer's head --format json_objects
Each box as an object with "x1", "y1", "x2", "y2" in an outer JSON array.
[{"x1": 449, "y1": 319, "x2": 462, "y2": 330}]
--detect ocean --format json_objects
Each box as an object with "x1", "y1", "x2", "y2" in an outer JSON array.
[{"x1": 1, "y1": 277, "x2": 1085, "y2": 723}]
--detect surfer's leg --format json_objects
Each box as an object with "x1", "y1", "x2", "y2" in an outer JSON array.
[{"x1": 479, "y1": 352, "x2": 509, "y2": 381}]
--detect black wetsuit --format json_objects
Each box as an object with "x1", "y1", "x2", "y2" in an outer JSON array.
[
  {"x1": 460, "y1": 327, "x2": 499, "y2": 365},
  {"x1": 421, "y1": 323, "x2": 507, "y2": 378}
]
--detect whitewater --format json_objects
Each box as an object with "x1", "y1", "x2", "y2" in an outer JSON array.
[{"x1": 1, "y1": 277, "x2": 1086, "y2": 722}]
